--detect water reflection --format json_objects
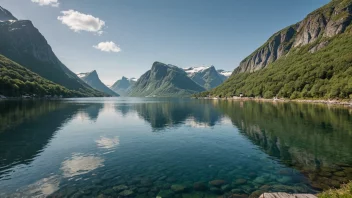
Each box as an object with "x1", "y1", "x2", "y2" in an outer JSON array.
[
  {"x1": 0, "y1": 101, "x2": 82, "y2": 179},
  {"x1": 96, "y1": 136, "x2": 120, "y2": 150},
  {"x1": 0, "y1": 99, "x2": 351, "y2": 197},
  {"x1": 61, "y1": 153, "x2": 105, "y2": 178},
  {"x1": 214, "y1": 100, "x2": 352, "y2": 189}
]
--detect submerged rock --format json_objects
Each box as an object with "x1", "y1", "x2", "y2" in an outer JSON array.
[
  {"x1": 119, "y1": 189, "x2": 134, "y2": 196},
  {"x1": 249, "y1": 190, "x2": 264, "y2": 198},
  {"x1": 137, "y1": 187, "x2": 149, "y2": 193},
  {"x1": 234, "y1": 179, "x2": 247, "y2": 185},
  {"x1": 171, "y1": 184, "x2": 187, "y2": 193},
  {"x1": 113, "y1": 185, "x2": 128, "y2": 192},
  {"x1": 253, "y1": 176, "x2": 266, "y2": 184},
  {"x1": 156, "y1": 190, "x2": 174, "y2": 198},
  {"x1": 209, "y1": 187, "x2": 222, "y2": 195},
  {"x1": 193, "y1": 182, "x2": 208, "y2": 191},
  {"x1": 221, "y1": 184, "x2": 232, "y2": 192},
  {"x1": 276, "y1": 176, "x2": 292, "y2": 184},
  {"x1": 209, "y1": 180, "x2": 226, "y2": 187},
  {"x1": 228, "y1": 194, "x2": 249, "y2": 198}
]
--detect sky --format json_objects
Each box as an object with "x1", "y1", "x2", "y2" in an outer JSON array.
[{"x1": 0, "y1": 0, "x2": 330, "y2": 85}]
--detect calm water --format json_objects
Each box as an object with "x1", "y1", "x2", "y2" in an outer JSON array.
[{"x1": 0, "y1": 98, "x2": 351, "y2": 198}]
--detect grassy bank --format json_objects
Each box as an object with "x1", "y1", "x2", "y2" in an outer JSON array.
[{"x1": 318, "y1": 182, "x2": 352, "y2": 198}]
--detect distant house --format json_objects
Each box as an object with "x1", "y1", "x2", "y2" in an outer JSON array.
[
  {"x1": 22, "y1": 94, "x2": 31, "y2": 99},
  {"x1": 239, "y1": 93, "x2": 243, "y2": 97}
]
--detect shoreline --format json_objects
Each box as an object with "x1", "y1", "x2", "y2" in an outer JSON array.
[{"x1": 194, "y1": 97, "x2": 352, "y2": 107}]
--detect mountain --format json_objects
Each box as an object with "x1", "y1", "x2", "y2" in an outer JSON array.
[
  {"x1": 184, "y1": 66, "x2": 228, "y2": 90},
  {"x1": 0, "y1": 54, "x2": 84, "y2": 97},
  {"x1": 217, "y1": 69, "x2": 232, "y2": 78},
  {"x1": 110, "y1": 76, "x2": 136, "y2": 96},
  {"x1": 0, "y1": 6, "x2": 103, "y2": 96},
  {"x1": 198, "y1": 0, "x2": 352, "y2": 99},
  {"x1": 78, "y1": 70, "x2": 119, "y2": 96},
  {"x1": 0, "y1": 6, "x2": 17, "y2": 21},
  {"x1": 129, "y1": 62, "x2": 205, "y2": 97}
]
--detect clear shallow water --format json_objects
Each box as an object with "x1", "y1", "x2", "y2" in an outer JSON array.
[{"x1": 0, "y1": 98, "x2": 351, "y2": 198}]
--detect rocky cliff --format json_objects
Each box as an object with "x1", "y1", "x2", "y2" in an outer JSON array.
[{"x1": 234, "y1": 0, "x2": 352, "y2": 74}]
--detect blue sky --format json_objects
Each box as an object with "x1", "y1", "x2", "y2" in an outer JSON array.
[{"x1": 1, "y1": 0, "x2": 330, "y2": 84}]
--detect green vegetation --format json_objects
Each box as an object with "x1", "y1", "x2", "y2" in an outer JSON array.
[
  {"x1": 195, "y1": 32, "x2": 352, "y2": 99},
  {"x1": 129, "y1": 62, "x2": 205, "y2": 97},
  {"x1": 0, "y1": 55, "x2": 103, "y2": 97},
  {"x1": 318, "y1": 182, "x2": 352, "y2": 198}
]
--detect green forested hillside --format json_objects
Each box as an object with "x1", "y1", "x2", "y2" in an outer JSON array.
[
  {"x1": 196, "y1": 0, "x2": 352, "y2": 99},
  {"x1": 197, "y1": 33, "x2": 352, "y2": 99},
  {"x1": 0, "y1": 55, "x2": 98, "y2": 97},
  {"x1": 129, "y1": 62, "x2": 205, "y2": 97}
]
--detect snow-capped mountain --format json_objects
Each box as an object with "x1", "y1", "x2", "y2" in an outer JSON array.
[
  {"x1": 110, "y1": 76, "x2": 137, "y2": 96},
  {"x1": 183, "y1": 66, "x2": 231, "y2": 90},
  {"x1": 217, "y1": 69, "x2": 232, "y2": 77}
]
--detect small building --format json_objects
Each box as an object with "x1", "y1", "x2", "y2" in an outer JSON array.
[
  {"x1": 239, "y1": 93, "x2": 243, "y2": 97},
  {"x1": 22, "y1": 94, "x2": 31, "y2": 99}
]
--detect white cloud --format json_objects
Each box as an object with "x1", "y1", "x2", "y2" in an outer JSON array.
[
  {"x1": 96, "y1": 136, "x2": 120, "y2": 149},
  {"x1": 93, "y1": 41, "x2": 121, "y2": 53},
  {"x1": 58, "y1": 10, "x2": 105, "y2": 34},
  {"x1": 31, "y1": 0, "x2": 59, "y2": 7},
  {"x1": 61, "y1": 153, "x2": 104, "y2": 178}
]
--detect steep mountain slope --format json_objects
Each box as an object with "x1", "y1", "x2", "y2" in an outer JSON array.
[
  {"x1": 0, "y1": 54, "x2": 84, "y2": 97},
  {"x1": 110, "y1": 76, "x2": 136, "y2": 96},
  {"x1": 0, "y1": 6, "x2": 17, "y2": 21},
  {"x1": 0, "y1": 6, "x2": 103, "y2": 96},
  {"x1": 129, "y1": 62, "x2": 205, "y2": 97},
  {"x1": 184, "y1": 66, "x2": 228, "y2": 90},
  {"x1": 199, "y1": 0, "x2": 352, "y2": 99},
  {"x1": 78, "y1": 70, "x2": 119, "y2": 96}
]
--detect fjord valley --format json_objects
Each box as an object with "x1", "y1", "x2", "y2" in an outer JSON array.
[{"x1": 0, "y1": 0, "x2": 352, "y2": 198}]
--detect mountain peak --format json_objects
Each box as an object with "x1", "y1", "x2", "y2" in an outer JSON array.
[
  {"x1": 0, "y1": 6, "x2": 17, "y2": 22},
  {"x1": 78, "y1": 70, "x2": 119, "y2": 96}
]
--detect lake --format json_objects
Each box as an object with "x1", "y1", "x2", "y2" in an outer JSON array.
[{"x1": 0, "y1": 98, "x2": 351, "y2": 198}]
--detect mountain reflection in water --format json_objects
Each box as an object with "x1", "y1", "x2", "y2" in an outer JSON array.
[{"x1": 0, "y1": 98, "x2": 351, "y2": 197}]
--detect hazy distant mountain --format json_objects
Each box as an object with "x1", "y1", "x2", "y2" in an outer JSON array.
[
  {"x1": 184, "y1": 66, "x2": 229, "y2": 90},
  {"x1": 129, "y1": 62, "x2": 205, "y2": 97},
  {"x1": 0, "y1": 6, "x2": 103, "y2": 97},
  {"x1": 110, "y1": 76, "x2": 136, "y2": 96},
  {"x1": 78, "y1": 71, "x2": 119, "y2": 96}
]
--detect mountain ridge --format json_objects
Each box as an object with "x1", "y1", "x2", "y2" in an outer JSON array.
[
  {"x1": 79, "y1": 70, "x2": 119, "y2": 96},
  {"x1": 129, "y1": 62, "x2": 205, "y2": 97},
  {"x1": 234, "y1": 0, "x2": 352, "y2": 74},
  {"x1": 196, "y1": 0, "x2": 352, "y2": 99},
  {"x1": 0, "y1": 6, "x2": 104, "y2": 96},
  {"x1": 110, "y1": 76, "x2": 136, "y2": 96}
]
